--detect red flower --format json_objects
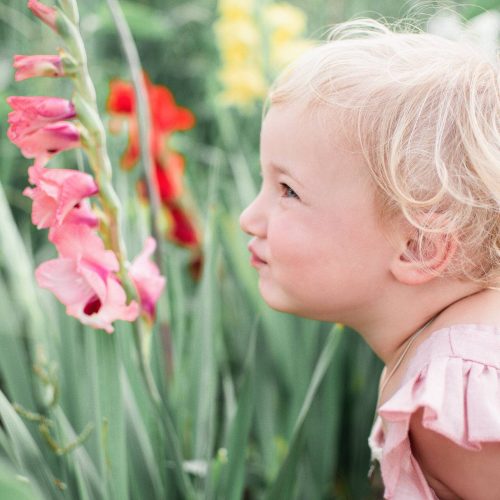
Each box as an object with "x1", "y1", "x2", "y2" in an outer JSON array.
[
  {"x1": 155, "y1": 153, "x2": 185, "y2": 202},
  {"x1": 107, "y1": 74, "x2": 202, "y2": 255},
  {"x1": 145, "y1": 78, "x2": 195, "y2": 135},
  {"x1": 107, "y1": 79, "x2": 134, "y2": 114},
  {"x1": 107, "y1": 74, "x2": 195, "y2": 166},
  {"x1": 166, "y1": 203, "x2": 199, "y2": 247}
]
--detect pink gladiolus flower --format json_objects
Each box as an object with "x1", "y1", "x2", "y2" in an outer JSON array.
[
  {"x1": 14, "y1": 55, "x2": 64, "y2": 81},
  {"x1": 36, "y1": 260, "x2": 139, "y2": 333},
  {"x1": 11, "y1": 121, "x2": 80, "y2": 160},
  {"x1": 23, "y1": 162, "x2": 98, "y2": 230},
  {"x1": 7, "y1": 96, "x2": 76, "y2": 138},
  {"x1": 50, "y1": 223, "x2": 118, "y2": 268},
  {"x1": 27, "y1": 0, "x2": 57, "y2": 32},
  {"x1": 129, "y1": 237, "x2": 165, "y2": 321},
  {"x1": 36, "y1": 224, "x2": 139, "y2": 333}
]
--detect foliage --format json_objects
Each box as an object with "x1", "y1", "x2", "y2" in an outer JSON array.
[{"x1": 0, "y1": 0, "x2": 496, "y2": 499}]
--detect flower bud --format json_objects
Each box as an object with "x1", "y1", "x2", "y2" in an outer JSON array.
[
  {"x1": 13, "y1": 55, "x2": 64, "y2": 81},
  {"x1": 7, "y1": 95, "x2": 76, "y2": 141},
  {"x1": 27, "y1": 0, "x2": 58, "y2": 32}
]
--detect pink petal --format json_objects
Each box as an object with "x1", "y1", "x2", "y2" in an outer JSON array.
[
  {"x1": 35, "y1": 258, "x2": 94, "y2": 306},
  {"x1": 27, "y1": 0, "x2": 57, "y2": 32},
  {"x1": 11, "y1": 121, "x2": 80, "y2": 160},
  {"x1": 7, "y1": 96, "x2": 75, "y2": 134},
  {"x1": 72, "y1": 268, "x2": 139, "y2": 333},
  {"x1": 50, "y1": 223, "x2": 119, "y2": 273},
  {"x1": 59, "y1": 200, "x2": 99, "y2": 228},
  {"x1": 24, "y1": 165, "x2": 98, "y2": 229},
  {"x1": 23, "y1": 185, "x2": 58, "y2": 228},
  {"x1": 36, "y1": 252, "x2": 139, "y2": 333},
  {"x1": 129, "y1": 237, "x2": 166, "y2": 320},
  {"x1": 13, "y1": 55, "x2": 63, "y2": 81}
]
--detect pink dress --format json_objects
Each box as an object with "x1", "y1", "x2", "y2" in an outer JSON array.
[{"x1": 368, "y1": 324, "x2": 500, "y2": 499}]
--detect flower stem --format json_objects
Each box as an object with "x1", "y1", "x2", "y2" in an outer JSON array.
[{"x1": 104, "y1": 0, "x2": 166, "y2": 244}]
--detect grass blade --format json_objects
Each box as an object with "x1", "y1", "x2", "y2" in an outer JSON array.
[
  {"x1": 0, "y1": 458, "x2": 45, "y2": 500},
  {"x1": 121, "y1": 368, "x2": 163, "y2": 499},
  {"x1": 212, "y1": 321, "x2": 257, "y2": 500},
  {"x1": 0, "y1": 389, "x2": 62, "y2": 498},
  {"x1": 265, "y1": 324, "x2": 344, "y2": 500}
]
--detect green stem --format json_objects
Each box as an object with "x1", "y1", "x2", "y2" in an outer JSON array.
[
  {"x1": 131, "y1": 319, "x2": 197, "y2": 500},
  {"x1": 133, "y1": 318, "x2": 160, "y2": 405},
  {"x1": 56, "y1": 0, "x2": 79, "y2": 24},
  {"x1": 104, "y1": 0, "x2": 164, "y2": 241}
]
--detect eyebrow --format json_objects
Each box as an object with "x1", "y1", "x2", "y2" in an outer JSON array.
[{"x1": 267, "y1": 163, "x2": 304, "y2": 188}]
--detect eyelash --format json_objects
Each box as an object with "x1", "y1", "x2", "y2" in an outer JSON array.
[{"x1": 279, "y1": 182, "x2": 299, "y2": 200}]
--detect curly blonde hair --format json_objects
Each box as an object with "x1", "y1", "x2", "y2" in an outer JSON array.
[{"x1": 266, "y1": 18, "x2": 500, "y2": 288}]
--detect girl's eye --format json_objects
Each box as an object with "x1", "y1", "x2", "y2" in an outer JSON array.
[{"x1": 279, "y1": 183, "x2": 299, "y2": 200}]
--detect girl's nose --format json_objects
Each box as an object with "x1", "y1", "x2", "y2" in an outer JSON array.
[{"x1": 239, "y1": 194, "x2": 267, "y2": 238}]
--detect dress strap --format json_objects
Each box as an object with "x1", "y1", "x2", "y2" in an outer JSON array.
[{"x1": 377, "y1": 315, "x2": 438, "y2": 408}]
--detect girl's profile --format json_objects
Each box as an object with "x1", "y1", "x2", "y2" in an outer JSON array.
[{"x1": 240, "y1": 19, "x2": 500, "y2": 499}]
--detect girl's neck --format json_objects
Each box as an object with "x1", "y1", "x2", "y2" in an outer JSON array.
[{"x1": 354, "y1": 280, "x2": 486, "y2": 366}]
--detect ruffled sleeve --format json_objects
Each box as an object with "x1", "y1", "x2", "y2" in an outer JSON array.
[{"x1": 374, "y1": 325, "x2": 500, "y2": 499}]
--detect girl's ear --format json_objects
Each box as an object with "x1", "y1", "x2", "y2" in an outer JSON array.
[{"x1": 390, "y1": 230, "x2": 457, "y2": 285}]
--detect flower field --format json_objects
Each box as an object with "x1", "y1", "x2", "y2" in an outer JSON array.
[{"x1": 0, "y1": 0, "x2": 497, "y2": 498}]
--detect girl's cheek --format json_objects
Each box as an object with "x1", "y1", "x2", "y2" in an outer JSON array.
[{"x1": 268, "y1": 219, "x2": 304, "y2": 256}]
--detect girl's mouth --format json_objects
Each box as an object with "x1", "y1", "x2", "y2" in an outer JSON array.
[
  {"x1": 250, "y1": 252, "x2": 267, "y2": 267},
  {"x1": 248, "y1": 243, "x2": 267, "y2": 267}
]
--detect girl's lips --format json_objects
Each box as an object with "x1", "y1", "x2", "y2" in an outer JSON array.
[
  {"x1": 248, "y1": 243, "x2": 267, "y2": 267},
  {"x1": 250, "y1": 252, "x2": 267, "y2": 267}
]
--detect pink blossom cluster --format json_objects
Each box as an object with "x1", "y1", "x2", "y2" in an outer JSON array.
[{"x1": 6, "y1": 1, "x2": 165, "y2": 333}]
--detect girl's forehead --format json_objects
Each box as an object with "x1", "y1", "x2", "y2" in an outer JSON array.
[
  {"x1": 261, "y1": 101, "x2": 363, "y2": 171},
  {"x1": 261, "y1": 102, "x2": 374, "y2": 200},
  {"x1": 263, "y1": 100, "x2": 356, "y2": 144}
]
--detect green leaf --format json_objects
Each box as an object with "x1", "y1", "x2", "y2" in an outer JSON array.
[
  {"x1": 0, "y1": 458, "x2": 45, "y2": 500},
  {"x1": 265, "y1": 325, "x2": 344, "y2": 500},
  {"x1": 0, "y1": 389, "x2": 62, "y2": 498},
  {"x1": 94, "y1": 331, "x2": 128, "y2": 500},
  {"x1": 121, "y1": 368, "x2": 163, "y2": 499},
  {"x1": 214, "y1": 323, "x2": 257, "y2": 500},
  {"x1": 52, "y1": 408, "x2": 105, "y2": 500},
  {"x1": 191, "y1": 160, "x2": 221, "y2": 463}
]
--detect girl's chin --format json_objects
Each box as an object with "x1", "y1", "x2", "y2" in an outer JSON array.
[
  {"x1": 258, "y1": 282, "x2": 304, "y2": 315},
  {"x1": 259, "y1": 283, "x2": 335, "y2": 321}
]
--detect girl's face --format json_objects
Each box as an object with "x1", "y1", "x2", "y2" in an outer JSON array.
[{"x1": 239, "y1": 101, "x2": 398, "y2": 323}]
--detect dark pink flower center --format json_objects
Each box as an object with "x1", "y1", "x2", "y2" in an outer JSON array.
[{"x1": 84, "y1": 295, "x2": 101, "y2": 315}]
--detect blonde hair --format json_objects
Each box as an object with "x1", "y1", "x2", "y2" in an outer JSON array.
[{"x1": 267, "y1": 18, "x2": 500, "y2": 288}]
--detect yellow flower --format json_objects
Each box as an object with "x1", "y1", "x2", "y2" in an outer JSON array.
[
  {"x1": 263, "y1": 3, "x2": 307, "y2": 44},
  {"x1": 214, "y1": 18, "x2": 261, "y2": 65},
  {"x1": 217, "y1": 64, "x2": 267, "y2": 107},
  {"x1": 214, "y1": 0, "x2": 311, "y2": 109},
  {"x1": 218, "y1": 0, "x2": 255, "y2": 21}
]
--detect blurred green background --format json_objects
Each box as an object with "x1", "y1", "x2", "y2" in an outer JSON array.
[{"x1": 0, "y1": 0, "x2": 497, "y2": 499}]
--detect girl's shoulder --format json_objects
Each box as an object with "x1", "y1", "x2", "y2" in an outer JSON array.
[
  {"x1": 373, "y1": 323, "x2": 500, "y2": 499},
  {"x1": 405, "y1": 322, "x2": 500, "y2": 377}
]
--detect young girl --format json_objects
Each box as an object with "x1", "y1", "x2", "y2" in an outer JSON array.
[{"x1": 239, "y1": 19, "x2": 500, "y2": 499}]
